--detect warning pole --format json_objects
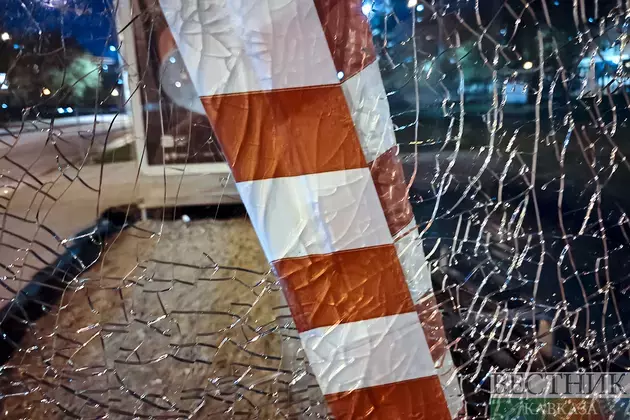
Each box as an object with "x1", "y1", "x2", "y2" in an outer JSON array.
[{"x1": 161, "y1": 0, "x2": 462, "y2": 418}]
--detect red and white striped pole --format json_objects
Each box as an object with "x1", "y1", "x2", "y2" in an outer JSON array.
[{"x1": 161, "y1": 0, "x2": 462, "y2": 417}]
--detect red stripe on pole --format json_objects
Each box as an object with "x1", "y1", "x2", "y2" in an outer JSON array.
[
  {"x1": 326, "y1": 376, "x2": 451, "y2": 420},
  {"x1": 274, "y1": 245, "x2": 414, "y2": 332},
  {"x1": 314, "y1": 0, "x2": 377, "y2": 81},
  {"x1": 369, "y1": 146, "x2": 415, "y2": 236},
  {"x1": 201, "y1": 86, "x2": 366, "y2": 182}
]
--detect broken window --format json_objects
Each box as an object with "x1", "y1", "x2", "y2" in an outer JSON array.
[{"x1": 0, "y1": 0, "x2": 629, "y2": 418}]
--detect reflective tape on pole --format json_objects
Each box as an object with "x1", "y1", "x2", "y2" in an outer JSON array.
[{"x1": 161, "y1": 0, "x2": 457, "y2": 418}]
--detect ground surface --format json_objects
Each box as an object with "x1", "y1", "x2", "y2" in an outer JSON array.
[{"x1": 0, "y1": 218, "x2": 322, "y2": 418}]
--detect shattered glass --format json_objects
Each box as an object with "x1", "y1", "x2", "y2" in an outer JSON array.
[{"x1": 0, "y1": 0, "x2": 629, "y2": 418}]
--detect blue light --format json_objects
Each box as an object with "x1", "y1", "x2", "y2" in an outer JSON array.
[
  {"x1": 337, "y1": 71, "x2": 345, "y2": 80},
  {"x1": 416, "y1": 4, "x2": 424, "y2": 12},
  {"x1": 65, "y1": 107, "x2": 73, "y2": 113},
  {"x1": 1, "y1": 104, "x2": 7, "y2": 109},
  {"x1": 500, "y1": 28, "x2": 507, "y2": 36},
  {"x1": 361, "y1": 2, "x2": 372, "y2": 16},
  {"x1": 109, "y1": 45, "x2": 117, "y2": 52},
  {"x1": 169, "y1": 56, "x2": 176, "y2": 64},
  {"x1": 588, "y1": 17, "x2": 594, "y2": 23},
  {"x1": 117, "y1": 78, "x2": 123, "y2": 85},
  {"x1": 12, "y1": 44, "x2": 19, "y2": 50},
  {"x1": 57, "y1": 107, "x2": 65, "y2": 114},
  {"x1": 102, "y1": 64, "x2": 109, "y2": 71},
  {"x1": 554, "y1": 0, "x2": 559, "y2": 5}
]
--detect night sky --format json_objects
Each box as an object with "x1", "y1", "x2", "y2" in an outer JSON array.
[
  {"x1": 1, "y1": 0, "x2": 118, "y2": 58},
  {"x1": 0, "y1": 0, "x2": 624, "y2": 65}
]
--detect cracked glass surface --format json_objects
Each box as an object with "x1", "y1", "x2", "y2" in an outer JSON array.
[{"x1": 1, "y1": 0, "x2": 630, "y2": 418}]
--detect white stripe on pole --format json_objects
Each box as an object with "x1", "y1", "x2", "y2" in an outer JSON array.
[
  {"x1": 299, "y1": 312, "x2": 437, "y2": 395},
  {"x1": 160, "y1": 0, "x2": 339, "y2": 96},
  {"x1": 341, "y1": 61, "x2": 398, "y2": 162},
  {"x1": 236, "y1": 168, "x2": 393, "y2": 261},
  {"x1": 394, "y1": 220, "x2": 434, "y2": 303}
]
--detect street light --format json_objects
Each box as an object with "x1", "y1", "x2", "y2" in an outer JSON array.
[
  {"x1": 42, "y1": 88, "x2": 51, "y2": 96},
  {"x1": 523, "y1": 61, "x2": 534, "y2": 70},
  {"x1": 361, "y1": 2, "x2": 372, "y2": 16},
  {"x1": 1, "y1": 33, "x2": 10, "y2": 42},
  {"x1": 407, "y1": 0, "x2": 418, "y2": 7}
]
